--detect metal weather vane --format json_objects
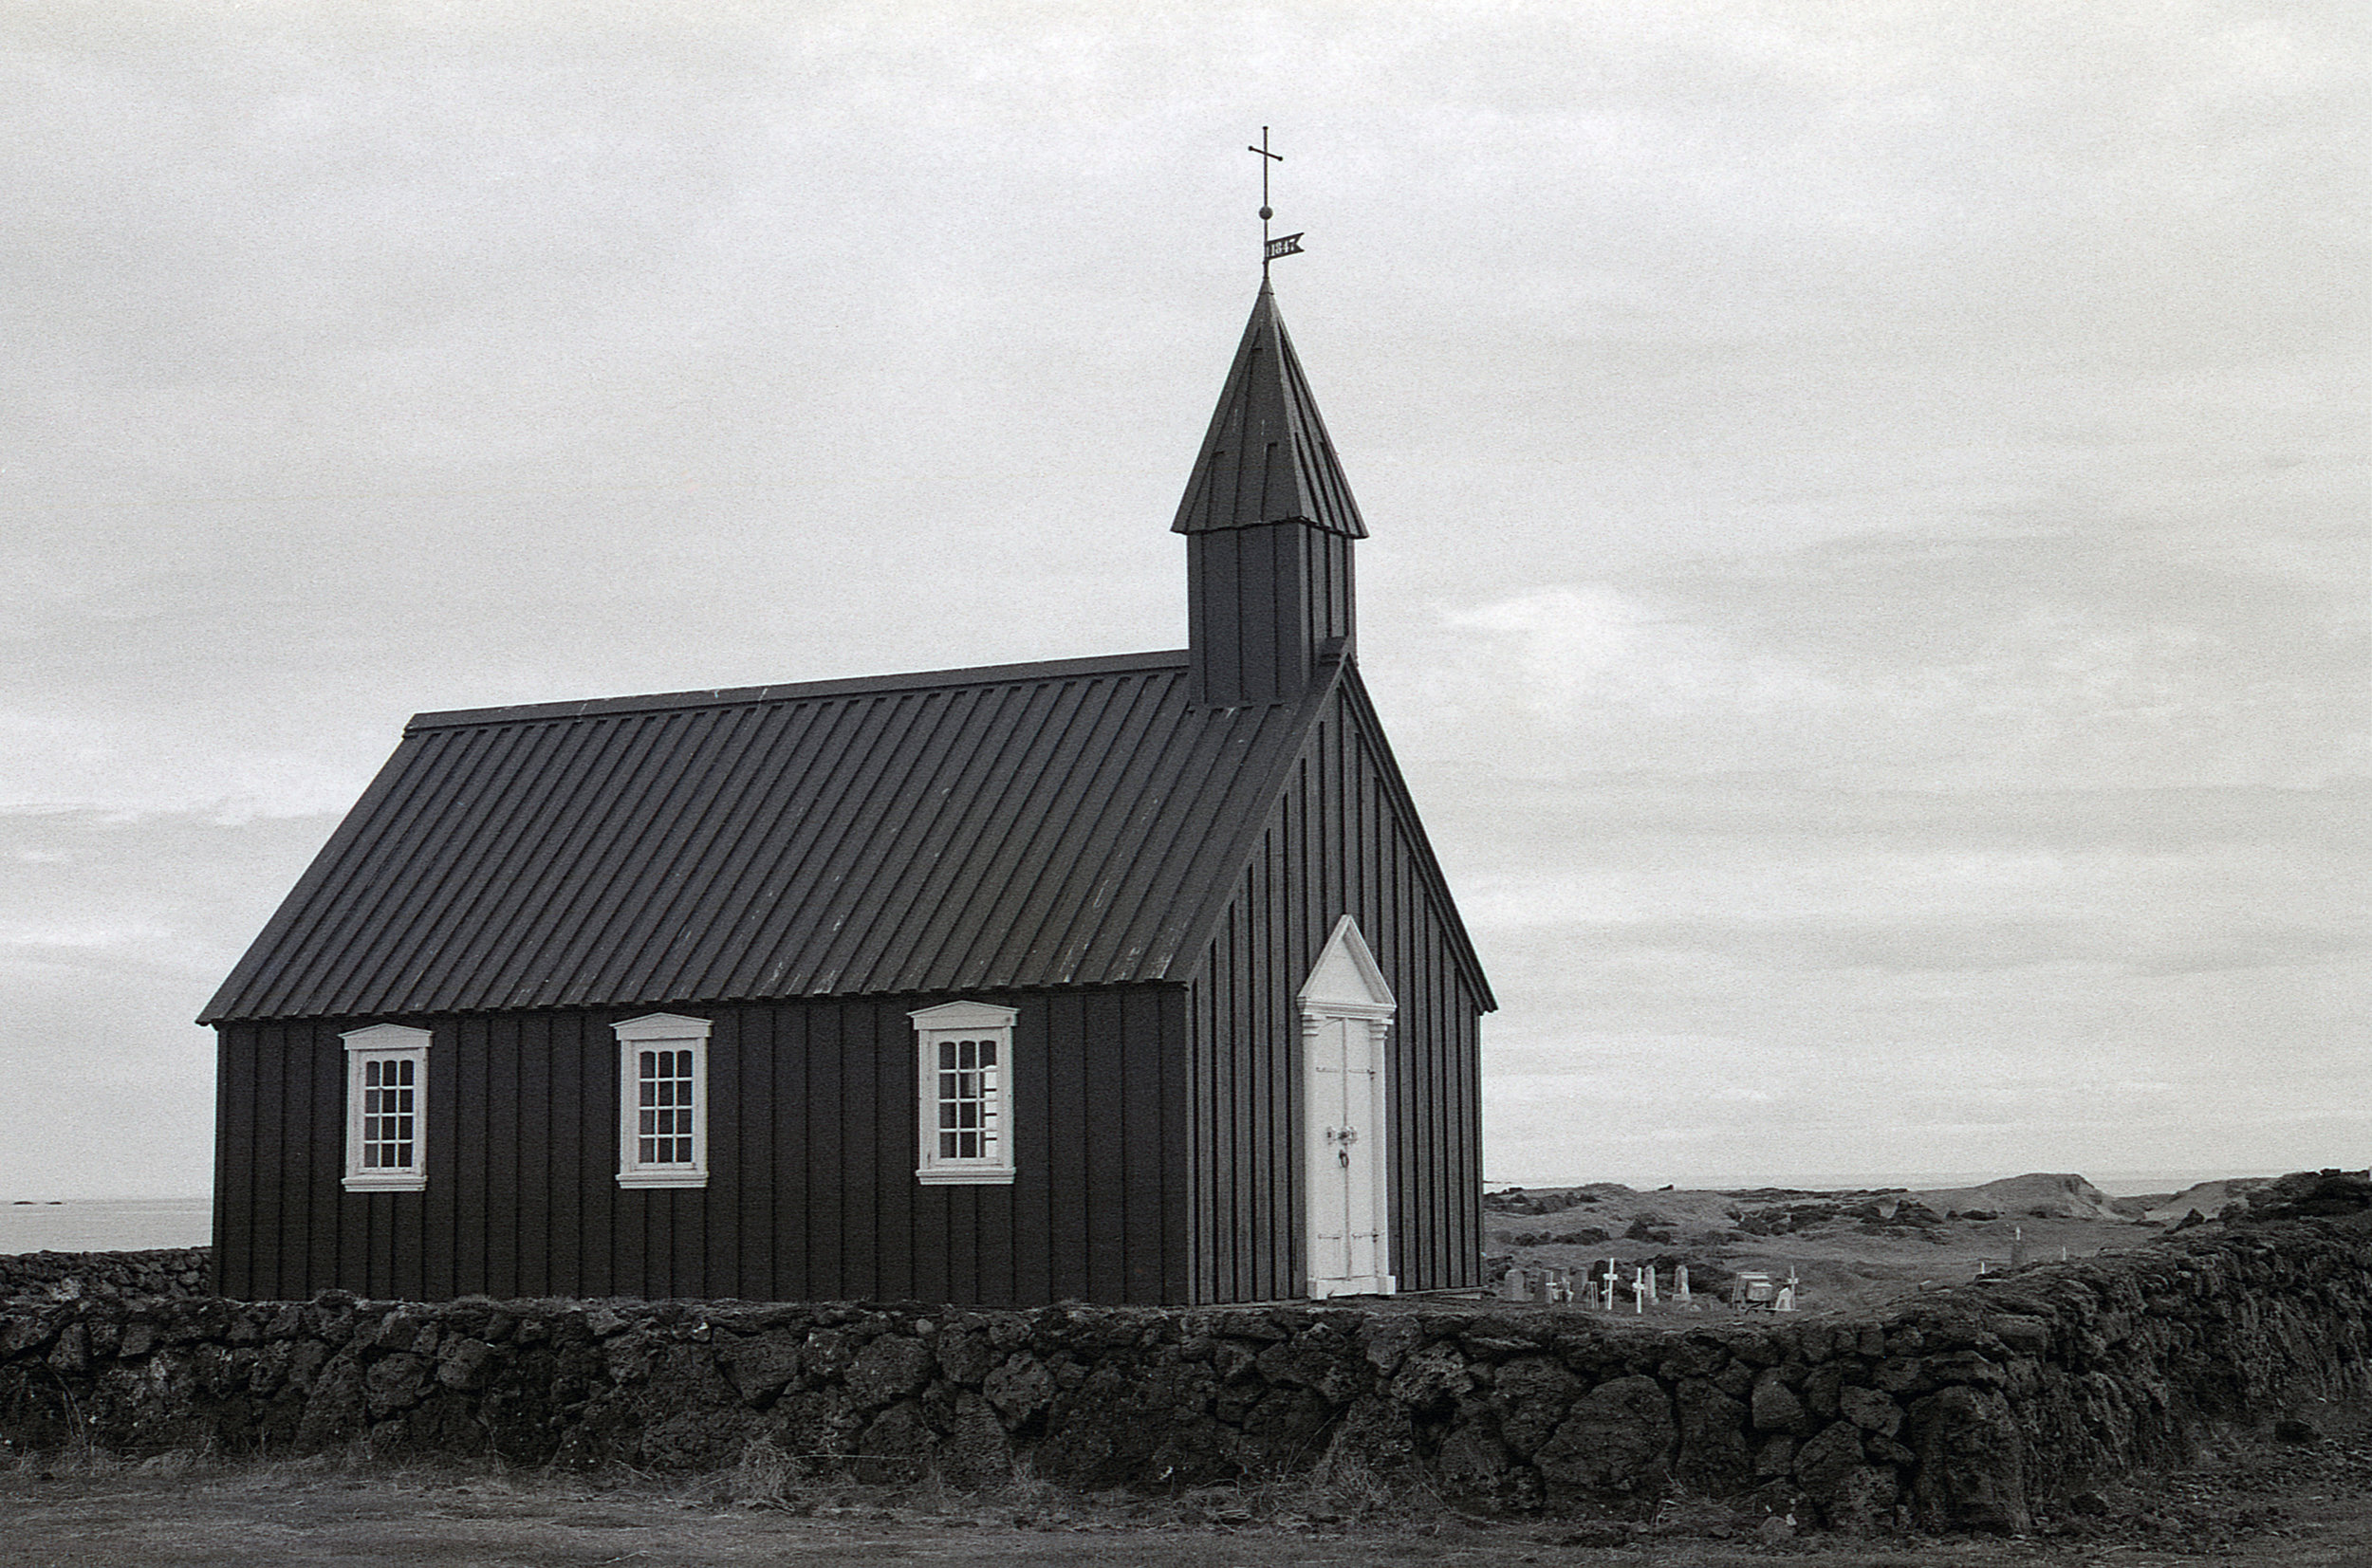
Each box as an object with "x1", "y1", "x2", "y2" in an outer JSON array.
[{"x1": 1250, "y1": 127, "x2": 1304, "y2": 273}]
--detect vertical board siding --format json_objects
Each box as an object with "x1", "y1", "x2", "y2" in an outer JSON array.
[
  {"x1": 842, "y1": 1005, "x2": 880, "y2": 1301},
  {"x1": 1184, "y1": 680, "x2": 1486, "y2": 1303},
  {"x1": 1187, "y1": 525, "x2": 1355, "y2": 708},
  {"x1": 211, "y1": 986, "x2": 1192, "y2": 1306},
  {"x1": 306, "y1": 1031, "x2": 343, "y2": 1294},
  {"x1": 215, "y1": 1027, "x2": 256, "y2": 1298},
  {"x1": 1083, "y1": 989, "x2": 1127, "y2": 1302},
  {"x1": 570, "y1": 1013, "x2": 609, "y2": 1298},
  {"x1": 517, "y1": 1016, "x2": 552, "y2": 1297},
  {"x1": 805, "y1": 1005, "x2": 843, "y2": 1301},
  {"x1": 773, "y1": 1006, "x2": 809, "y2": 1302},
  {"x1": 735, "y1": 1005, "x2": 774, "y2": 1301},
  {"x1": 251, "y1": 1024, "x2": 286, "y2": 1300},
  {"x1": 703, "y1": 1011, "x2": 739, "y2": 1298},
  {"x1": 487, "y1": 1020, "x2": 519, "y2": 1298},
  {"x1": 1045, "y1": 991, "x2": 1089, "y2": 1301},
  {"x1": 453, "y1": 1014, "x2": 487, "y2": 1298},
  {"x1": 1120, "y1": 987, "x2": 1166, "y2": 1302}
]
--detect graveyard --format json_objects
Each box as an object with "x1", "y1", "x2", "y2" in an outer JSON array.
[{"x1": 1481, "y1": 1171, "x2": 2281, "y2": 1315}]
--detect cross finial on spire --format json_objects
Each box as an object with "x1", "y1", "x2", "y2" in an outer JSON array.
[{"x1": 1249, "y1": 127, "x2": 1303, "y2": 275}]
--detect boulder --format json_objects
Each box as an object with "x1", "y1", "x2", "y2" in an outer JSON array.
[
  {"x1": 845, "y1": 1334, "x2": 936, "y2": 1409},
  {"x1": 717, "y1": 1333, "x2": 804, "y2": 1405},
  {"x1": 1489, "y1": 1355, "x2": 1584, "y2": 1457},
  {"x1": 1434, "y1": 1416, "x2": 1537, "y2": 1509},
  {"x1": 1839, "y1": 1383, "x2": 1902, "y2": 1437},
  {"x1": 1750, "y1": 1368, "x2": 1807, "y2": 1431},
  {"x1": 1907, "y1": 1384, "x2": 2029, "y2": 1532},
  {"x1": 1673, "y1": 1377, "x2": 1751, "y2": 1492},
  {"x1": 1534, "y1": 1375, "x2": 1676, "y2": 1504}
]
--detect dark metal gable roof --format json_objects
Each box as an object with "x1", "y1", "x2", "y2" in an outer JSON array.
[
  {"x1": 199, "y1": 652, "x2": 1333, "y2": 1024},
  {"x1": 1171, "y1": 282, "x2": 1367, "y2": 540}
]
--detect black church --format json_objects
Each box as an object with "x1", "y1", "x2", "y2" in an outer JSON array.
[{"x1": 201, "y1": 281, "x2": 1494, "y2": 1305}]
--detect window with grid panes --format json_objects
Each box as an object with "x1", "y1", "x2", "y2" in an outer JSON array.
[
  {"x1": 637, "y1": 1048, "x2": 696, "y2": 1165},
  {"x1": 934, "y1": 1036, "x2": 999, "y2": 1160},
  {"x1": 910, "y1": 1000, "x2": 1017, "y2": 1184},
  {"x1": 341, "y1": 1024, "x2": 431, "y2": 1190},
  {"x1": 613, "y1": 1014, "x2": 711, "y2": 1188},
  {"x1": 361, "y1": 1057, "x2": 417, "y2": 1168}
]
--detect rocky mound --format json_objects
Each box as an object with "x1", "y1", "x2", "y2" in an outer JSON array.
[
  {"x1": 1910, "y1": 1173, "x2": 2124, "y2": 1222},
  {"x1": 2140, "y1": 1178, "x2": 2277, "y2": 1225}
]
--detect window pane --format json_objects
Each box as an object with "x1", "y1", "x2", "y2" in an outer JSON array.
[
  {"x1": 927, "y1": 1029, "x2": 1003, "y2": 1165},
  {"x1": 631, "y1": 1043, "x2": 697, "y2": 1165},
  {"x1": 355, "y1": 1052, "x2": 423, "y2": 1174}
]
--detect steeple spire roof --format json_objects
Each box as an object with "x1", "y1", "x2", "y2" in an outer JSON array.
[{"x1": 1172, "y1": 282, "x2": 1367, "y2": 539}]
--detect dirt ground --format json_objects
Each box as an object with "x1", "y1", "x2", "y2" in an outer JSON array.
[{"x1": 7, "y1": 1401, "x2": 2372, "y2": 1568}]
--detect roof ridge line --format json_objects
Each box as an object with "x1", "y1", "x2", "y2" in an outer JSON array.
[{"x1": 405, "y1": 649, "x2": 1191, "y2": 732}]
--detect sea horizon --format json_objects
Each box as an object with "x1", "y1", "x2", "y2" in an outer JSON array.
[{"x1": 0, "y1": 1196, "x2": 213, "y2": 1254}]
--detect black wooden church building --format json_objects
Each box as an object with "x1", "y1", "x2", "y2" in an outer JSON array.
[{"x1": 201, "y1": 281, "x2": 1494, "y2": 1305}]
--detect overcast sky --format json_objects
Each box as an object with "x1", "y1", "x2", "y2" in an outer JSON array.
[{"x1": 5, "y1": 1, "x2": 2364, "y2": 1198}]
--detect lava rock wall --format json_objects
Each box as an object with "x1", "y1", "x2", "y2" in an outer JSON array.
[
  {"x1": 4, "y1": 1225, "x2": 2368, "y2": 1531},
  {"x1": 0, "y1": 1248, "x2": 210, "y2": 1301}
]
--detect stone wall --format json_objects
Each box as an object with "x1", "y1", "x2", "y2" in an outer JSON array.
[
  {"x1": 0, "y1": 1248, "x2": 211, "y2": 1301},
  {"x1": 5, "y1": 1224, "x2": 2370, "y2": 1531}
]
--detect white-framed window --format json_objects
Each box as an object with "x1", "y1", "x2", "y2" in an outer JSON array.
[
  {"x1": 911, "y1": 1000, "x2": 1017, "y2": 1185},
  {"x1": 342, "y1": 1024, "x2": 432, "y2": 1191},
  {"x1": 614, "y1": 1013, "x2": 713, "y2": 1189}
]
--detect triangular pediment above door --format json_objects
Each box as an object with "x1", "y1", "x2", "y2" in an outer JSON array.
[{"x1": 1299, "y1": 915, "x2": 1396, "y2": 1014}]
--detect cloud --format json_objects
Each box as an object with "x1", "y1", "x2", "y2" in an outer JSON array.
[
  {"x1": 1399, "y1": 519, "x2": 2369, "y2": 797},
  {"x1": 2, "y1": 1, "x2": 2363, "y2": 1191}
]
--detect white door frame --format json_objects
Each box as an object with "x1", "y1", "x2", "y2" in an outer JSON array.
[{"x1": 1301, "y1": 916, "x2": 1397, "y2": 1299}]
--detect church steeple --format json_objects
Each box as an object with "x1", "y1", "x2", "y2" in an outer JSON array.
[{"x1": 1175, "y1": 282, "x2": 1366, "y2": 707}]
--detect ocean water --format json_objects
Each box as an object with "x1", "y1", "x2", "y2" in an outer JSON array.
[{"x1": 0, "y1": 1197, "x2": 212, "y2": 1255}]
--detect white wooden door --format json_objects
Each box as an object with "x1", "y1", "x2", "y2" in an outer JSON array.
[{"x1": 1305, "y1": 1011, "x2": 1390, "y2": 1297}]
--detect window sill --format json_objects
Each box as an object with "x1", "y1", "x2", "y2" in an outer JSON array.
[
  {"x1": 343, "y1": 1173, "x2": 426, "y2": 1192},
  {"x1": 917, "y1": 1166, "x2": 1016, "y2": 1186},
  {"x1": 618, "y1": 1170, "x2": 708, "y2": 1189}
]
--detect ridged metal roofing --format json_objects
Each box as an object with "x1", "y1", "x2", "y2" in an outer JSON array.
[
  {"x1": 1172, "y1": 282, "x2": 1367, "y2": 540},
  {"x1": 199, "y1": 651, "x2": 1330, "y2": 1023}
]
